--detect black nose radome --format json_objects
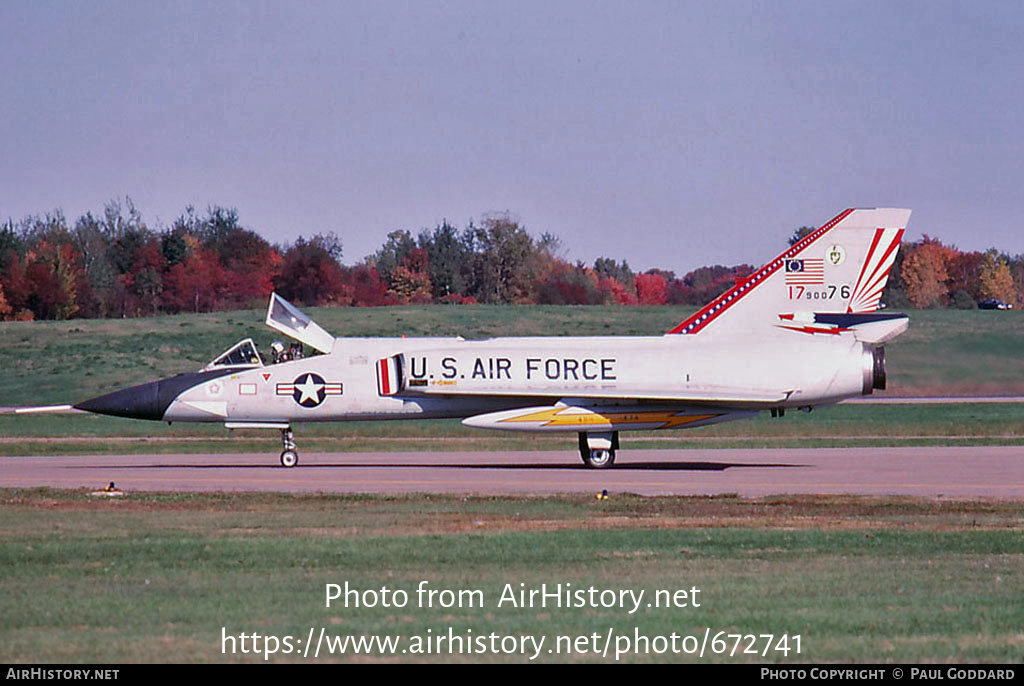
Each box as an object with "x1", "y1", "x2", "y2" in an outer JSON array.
[
  {"x1": 75, "y1": 368, "x2": 245, "y2": 421},
  {"x1": 74, "y1": 380, "x2": 164, "y2": 420}
]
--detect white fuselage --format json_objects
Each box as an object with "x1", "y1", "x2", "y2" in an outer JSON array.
[{"x1": 163, "y1": 331, "x2": 871, "y2": 425}]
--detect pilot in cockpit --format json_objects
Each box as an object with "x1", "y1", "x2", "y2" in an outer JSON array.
[{"x1": 270, "y1": 341, "x2": 287, "y2": 364}]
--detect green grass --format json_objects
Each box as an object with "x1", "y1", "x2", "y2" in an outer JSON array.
[
  {"x1": 886, "y1": 309, "x2": 1024, "y2": 395},
  {"x1": 1, "y1": 489, "x2": 1022, "y2": 663}
]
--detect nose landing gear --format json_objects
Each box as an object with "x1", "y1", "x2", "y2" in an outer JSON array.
[{"x1": 280, "y1": 427, "x2": 298, "y2": 468}]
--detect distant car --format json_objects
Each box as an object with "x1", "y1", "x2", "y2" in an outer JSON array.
[{"x1": 978, "y1": 298, "x2": 1013, "y2": 310}]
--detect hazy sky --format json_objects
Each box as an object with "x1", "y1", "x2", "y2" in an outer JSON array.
[{"x1": 2, "y1": 1, "x2": 1023, "y2": 274}]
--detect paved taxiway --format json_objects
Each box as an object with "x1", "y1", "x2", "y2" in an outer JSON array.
[{"x1": 3, "y1": 447, "x2": 1023, "y2": 497}]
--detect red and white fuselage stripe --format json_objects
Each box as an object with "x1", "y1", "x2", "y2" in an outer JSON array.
[{"x1": 377, "y1": 358, "x2": 393, "y2": 396}]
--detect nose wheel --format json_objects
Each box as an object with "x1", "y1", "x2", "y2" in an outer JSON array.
[{"x1": 280, "y1": 427, "x2": 298, "y2": 468}]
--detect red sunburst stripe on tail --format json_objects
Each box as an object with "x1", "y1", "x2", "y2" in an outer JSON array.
[{"x1": 847, "y1": 228, "x2": 904, "y2": 313}]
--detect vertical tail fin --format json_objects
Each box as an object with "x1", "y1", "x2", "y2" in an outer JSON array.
[{"x1": 668, "y1": 208, "x2": 910, "y2": 336}]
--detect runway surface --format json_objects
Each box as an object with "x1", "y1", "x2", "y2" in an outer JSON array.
[{"x1": 3, "y1": 447, "x2": 1023, "y2": 497}]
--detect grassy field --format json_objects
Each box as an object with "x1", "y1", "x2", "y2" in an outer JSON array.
[
  {"x1": 1, "y1": 489, "x2": 1021, "y2": 663},
  {"x1": 1, "y1": 305, "x2": 1023, "y2": 454}
]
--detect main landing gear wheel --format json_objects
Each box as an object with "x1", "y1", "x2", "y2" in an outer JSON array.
[
  {"x1": 583, "y1": 448, "x2": 615, "y2": 469},
  {"x1": 280, "y1": 427, "x2": 298, "y2": 468},
  {"x1": 578, "y1": 432, "x2": 617, "y2": 469}
]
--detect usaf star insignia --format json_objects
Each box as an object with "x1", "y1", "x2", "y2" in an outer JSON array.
[{"x1": 276, "y1": 373, "x2": 343, "y2": 407}]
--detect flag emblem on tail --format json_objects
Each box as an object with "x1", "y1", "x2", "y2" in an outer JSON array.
[{"x1": 785, "y1": 258, "x2": 824, "y2": 285}]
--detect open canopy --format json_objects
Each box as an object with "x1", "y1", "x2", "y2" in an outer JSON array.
[{"x1": 264, "y1": 292, "x2": 336, "y2": 354}]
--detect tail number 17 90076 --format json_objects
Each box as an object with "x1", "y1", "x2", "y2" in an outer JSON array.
[{"x1": 788, "y1": 284, "x2": 851, "y2": 300}]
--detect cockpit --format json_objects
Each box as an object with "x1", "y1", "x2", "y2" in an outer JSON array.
[
  {"x1": 203, "y1": 338, "x2": 310, "y2": 371},
  {"x1": 201, "y1": 294, "x2": 336, "y2": 372},
  {"x1": 204, "y1": 338, "x2": 264, "y2": 370}
]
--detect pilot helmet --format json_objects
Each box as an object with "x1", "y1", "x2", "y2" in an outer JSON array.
[{"x1": 270, "y1": 341, "x2": 285, "y2": 355}]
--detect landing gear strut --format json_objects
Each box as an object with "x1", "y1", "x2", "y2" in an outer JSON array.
[
  {"x1": 578, "y1": 431, "x2": 619, "y2": 469},
  {"x1": 280, "y1": 427, "x2": 298, "y2": 468}
]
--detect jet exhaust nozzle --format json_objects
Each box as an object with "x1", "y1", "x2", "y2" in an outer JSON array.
[
  {"x1": 873, "y1": 346, "x2": 887, "y2": 391},
  {"x1": 861, "y1": 345, "x2": 887, "y2": 395}
]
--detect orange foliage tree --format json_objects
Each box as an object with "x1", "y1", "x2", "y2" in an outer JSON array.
[
  {"x1": 977, "y1": 249, "x2": 1016, "y2": 302},
  {"x1": 0, "y1": 281, "x2": 11, "y2": 319},
  {"x1": 901, "y1": 237, "x2": 952, "y2": 308},
  {"x1": 635, "y1": 272, "x2": 669, "y2": 305}
]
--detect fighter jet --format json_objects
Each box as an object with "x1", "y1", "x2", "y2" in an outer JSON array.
[{"x1": 73, "y1": 208, "x2": 911, "y2": 468}]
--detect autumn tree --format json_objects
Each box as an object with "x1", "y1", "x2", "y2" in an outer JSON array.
[
  {"x1": 977, "y1": 249, "x2": 1016, "y2": 302},
  {"x1": 463, "y1": 215, "x2": 537, "y2": 303},
  {"x1": 25, "y1": 241, "x2": 82, "y2": 320},
  {"x1": 788, "y1": 226, "x2": 816, "y2": 246},
  {"x1": 103, "y1": 199, "x2": 149, "y2": 273},
  {"x1": 220, "y1": 227, "x2": 282, "y2": 304},
  {"x1": 160, "y1": 229, "x2": 189, "y2": 267},
  {"x1": 72, "y1": 212, "x2": 117, "y2": 317},
  {"x1": 536, "y1": 261, "x2": 604, "y2": 304},
  {"x1": 0, "y1": 279, "x2": 11, "y2": 319},
  {"x1": 635, "y1": 272, "x2": 669, "y2": 305},
  {"x1": 0, "y1": 219, "x2": 23, "y2": 259},
  {"x1": 127, "y1": 239, "x2": 166, "y2": 315},
  {"x1": 195, "y1": 206, "x2": 243, "y2": 257},
  {"x1": 0, "y1": 250, "x2": 30, "y2": 317},
  {"x1": 344, "y1": 263, "x2": 391, "y2": 306},
  {"x1": 901, "y1": 238, "x2": 951, "y2": 308},
  {"x1": 372, "y1": 230, "x2": 417, "y2": 286},
  {"x1": 945, "y1": 250, "x2": 983, "y2": 301},
  {"x1": 162, "y1": 244, "x2": 230, "y2": 313},
  {"x1": 593, "y1": 258, "x2": 635, "y2": 290},
  {"x1": 386, "y1": 247, "x2": 433, "y2": 304},
  {"x1": 276, "y1": 235, "x2": 350, "y2": 306},
  {"x1": 599, "y1": 276, "x2": 638, "y2": 305},
  {"x1": 679, "y1": 264, "x2": 754, "y2": 305},
  {"x1": 15, "y1": 212, "x2": 87, "y2": 320},
  {"x1": 1009, "y1": 255, "x2": 1024, "y2": 308},
  {"x1": 96, "y1": 199, "x2": 165, "y2": 316}
]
